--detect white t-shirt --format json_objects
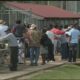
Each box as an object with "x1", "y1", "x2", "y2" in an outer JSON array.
[
  {"x1": 0, "y1": 24, "x2": 8, "y2": 37},
  {"x1": 46, "y1": 31, "x2": 54, "y2": 44},
  {"x1": 68, "y1": 28, "x2": 80, "y2": 43}
]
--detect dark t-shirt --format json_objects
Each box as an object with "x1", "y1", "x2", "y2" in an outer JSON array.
[
  {"x1": 13, "y1": 24, "x2": 25, "y2": 37},
  {"x1": 40, "y1": 34, "x2": 52, "y2": 46}
]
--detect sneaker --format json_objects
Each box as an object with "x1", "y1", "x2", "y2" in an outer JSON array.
[
  {"x1": 49, "y1": 60, "x2": 54, "y2": 64},
  {"x1": 34, "y1": 63, "x2": 38, "y2": 66},
  {"x1": 50, "y1": 61, "x2": 53, "y2": 62},
  {"x1": 30, "y1": 63, "x2": 34, "y2": 66},
  {"x1": 41, "y1": 62, "x2": 46, "y2": 65},
  {"x1": 9, "y1": 68, "x2": 17, "y2": 71},
  {"x1": 52, "y1": 59, "x2": 55, "y2": 61},
  {"x1": 18, "y1": 63, "x2": 24, "y2": 64}
]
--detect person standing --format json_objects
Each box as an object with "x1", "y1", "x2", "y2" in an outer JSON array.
[
  {"x1": 58, "y1": 26, "x2": 68, "y2": 60},
  {"x1": 59, "y1": 31, "x2": 68, "y2": 60},
  {"x1": 0, "y1": 28, "x2": 18, "y2": 71},
  {"x1": 0, "y1": 20, "x2": 8, "y2": 37},
  {"x1": 40, "y1": 28, "x2": 48, "y2": 65},
  {"x1": 0, "y1": 20, "x2": 8, "y2": 64},
  {"x1": 27, "y1": 24, "x2": 42, "y2": 66},
  {"x1": 11, "y1": 20, "x2": 25, "y2": 37},
  {"x1": 68, "y1": 23, "x2": 80, "y2": 62},
  {"x1": 46, "y1": 25, "x2": 55, "y2": 62},
  {"x1": 60, "y1": 24, "x2": 72, "y2": 60},
  {"x1": 24, "y1": 24, "x2": 31, "y2": 58}
]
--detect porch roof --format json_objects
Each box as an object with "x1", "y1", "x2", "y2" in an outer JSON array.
[{"x1": 4, "y1": 2, "x2": 80, "y2": 19}]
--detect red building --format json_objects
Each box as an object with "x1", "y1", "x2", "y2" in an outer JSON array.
[{"x1": 3, "y1": 2, "x2": 80, "y2": 27}]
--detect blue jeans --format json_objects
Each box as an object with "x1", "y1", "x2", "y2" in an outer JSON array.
[
  {"x1": 29, "y1": 47, "x2": 40, "y2": 64},
  {"x1": 68, "y1": 43, "x2": 78, "y2": 62},
  {"x1": 61, "y1": 43, "x2": 69, "y2": 60}
]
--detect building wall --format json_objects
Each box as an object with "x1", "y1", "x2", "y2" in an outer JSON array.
[
  {"x1": 66, "y1": 1, "x2": 77, "y2": 13},
  {"x1": 76, "y1": 1, "x2": 80, "y2": 13},
  {"x1": 1, "y1": 2, "x2": 80, "y2": 27},
  {"x1": 46, "y1": 1, "x2": 79, "y2": 13},
  {"x1": 47, "y1": 1, "x2": 62, "y2": 7}
]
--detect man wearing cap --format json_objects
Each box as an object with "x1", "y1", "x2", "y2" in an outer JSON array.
[
  {"x1": 0, "y1": 28, "x2": 18, "y2": 71},
  {"x1": 27, "y1": 24, "x2": 42, "y2": 66}
]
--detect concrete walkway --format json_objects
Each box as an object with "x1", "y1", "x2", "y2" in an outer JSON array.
[{"x1": 0, "y1": 56, "x2": 65, "y2": 80}]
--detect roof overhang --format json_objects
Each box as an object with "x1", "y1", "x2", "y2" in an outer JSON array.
[
  {"x1": 3, "y1": 2, "x2": 80, "y2": 19},
  {"x1": 4, "y1": 3, "x2": 44, "y2": 20}
]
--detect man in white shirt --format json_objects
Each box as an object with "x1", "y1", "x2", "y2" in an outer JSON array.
[
  {"x1": 46, "y1": 30, "x2": 55, "y2": 61},
  {"x1": 68, "y1": 23, "x2": 80, "y2": 62},
  {"x1": 0, "y1": 20, "x2": 8, "y2": 37}
]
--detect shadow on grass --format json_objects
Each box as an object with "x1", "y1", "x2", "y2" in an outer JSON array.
[{"x1": 74, "y1": 63, "x2": 80, "y2": 66}]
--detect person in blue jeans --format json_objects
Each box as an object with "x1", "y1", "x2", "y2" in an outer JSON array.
[
  {"x1": 67, "y1": 23, "x2": 80, "y2": 62},
  {"x1": 30, "y1": 47, "x2": 40, "y2": 65},
  {"x1": 69, "y1": 43, "x2": 78, "y2": 62},
  {"x1": 27, "y1": 24, "x2": 42, "y2": 66},
  {"x1": 60, "y1": 34, "x2": 69, "y2": 60}
]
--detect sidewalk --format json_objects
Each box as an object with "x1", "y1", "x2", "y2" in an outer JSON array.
[{"x1": 0, "y1": 56, "x2": 65, "y2": 80}]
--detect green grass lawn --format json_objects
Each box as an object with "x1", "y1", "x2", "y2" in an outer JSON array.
[{"x1": 31, "y1": 64, "x2": 80, "y2": 80}]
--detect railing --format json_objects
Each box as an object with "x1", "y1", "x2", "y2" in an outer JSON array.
[{"x1": 0, "y1": 8, "x2": 32, "y2": 26}]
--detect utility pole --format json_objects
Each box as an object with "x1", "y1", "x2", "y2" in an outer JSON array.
[
  {"x1": 29, "y1": 8, "x2": 32, "y2": 24},
  {"x1": 47, "y1": 1, "x2": 50, "y2": 5},
  {"x1": 1, "y1": 7, "x2": 4, "y2": 19},
  {"x1": 8, "y1": 8, "x2": 11, "y2": 26},
  {"x1": 63, "y1": 1, "x2": 66, "y2": 10}
]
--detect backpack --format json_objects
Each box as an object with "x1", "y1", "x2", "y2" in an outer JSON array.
[
  {"x1": 40, "y1": 34, "x2": 52, "y2": 46},
  {"x1": 31, "y1": 30, "x2": 41, "y2": 44}
]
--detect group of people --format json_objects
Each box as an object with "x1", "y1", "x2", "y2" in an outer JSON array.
[
  {"x1": 45, "y1": 23, "x2": 80, "y2": 63},
  {"x1": 46, "y1": 23, "x2": 80, "y2": 63},
  {"x1": 0, "y1": 19, "x2": 80, "y2": 71}
]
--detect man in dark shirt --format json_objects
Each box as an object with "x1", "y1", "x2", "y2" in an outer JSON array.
[{"x1": 12, "y1": 20, "x2": 25, "y2": 37}]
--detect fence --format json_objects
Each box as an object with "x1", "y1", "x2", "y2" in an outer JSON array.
[
  {"x1": 0, "y1": 7, "x2": 79, "y2": 29},
  {"x1": 0, "y1": 8, "x2": 33, "y2": 26}
]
